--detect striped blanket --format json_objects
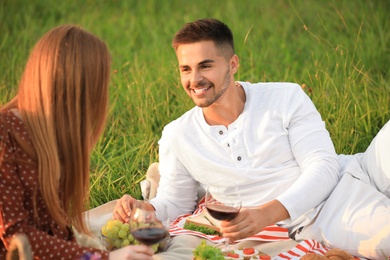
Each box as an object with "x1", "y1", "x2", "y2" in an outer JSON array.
[{"x1": 168, "y1": 199, "x2": 358, "y2": 259}]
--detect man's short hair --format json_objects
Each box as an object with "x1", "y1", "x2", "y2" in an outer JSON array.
[{"x1": 172, "y1": 18, "x2": 235, "y2": 58}]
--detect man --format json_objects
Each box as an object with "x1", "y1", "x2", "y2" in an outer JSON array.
[{"x1": 114, "y1": 18, "x2": 389, "y2": 259}]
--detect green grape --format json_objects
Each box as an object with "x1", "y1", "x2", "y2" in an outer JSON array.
[
  {"x1": 113, "y1": 220, "x2": 123, "y2": 228},
  {"x1": 121, "y1": 239, "x2": 130, "y2": 247},
  {"x1": 151, "y1": 243, "x2": 159, "y2": 253},
  {"x1": 101, "y1": 225, "x2": 109, "y2": 237},
  {"x1": 121, "y1": 223, "x2": 130, "y2": 232},
  {"x1": 103, "y1": 219, "x2": 163, "y2": 250},
  {"x1": 114, "y1": 239, "x2": 122, "y2": 249},
  {"x1": 139, "y1": 222, "x2": 150, "y2": 228},
  {"x1": 106, "y1": 230, "x2": 118, "y2": 239},
  {"x1": 128, "y1": 234, "x2": 135, "y2": 242},
  {"x1": 109, "y1": 226, "x2": 120, "y2": 235},
  {"x1": 129, "y1": 221, "x2": 137, "y2": 230},
  {"x1": 106, "y1": 220, "x2": 117, "y2": 229},
  {"x1": 118, "y1": 229, "x2": 127, "y2": 239}
]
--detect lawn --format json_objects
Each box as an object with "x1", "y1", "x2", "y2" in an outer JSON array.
[{"x1": 1, "y1": 0, "x2": 389, "y2": 208}]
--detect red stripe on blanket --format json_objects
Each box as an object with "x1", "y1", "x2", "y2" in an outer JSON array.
[
  {"x1": 285, "y1": 250, "x2": 301, "y2": 257},
  {"x1": 277, "y1": 253, "x2": 292, "y2": 259},
  {"x1": 169, "y1": 207, "x2": 290, "y2": 243},
  {"x1": 296, "y1": 243, "x2": 310, "y2": 253}
]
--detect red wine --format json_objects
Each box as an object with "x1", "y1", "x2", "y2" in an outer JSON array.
[
  {"x1": 206, "y1": 204, "x2": 239, "y2": 220},
  {"x1": 132, "y1": 227, "x2": 169, "y2": 245}
]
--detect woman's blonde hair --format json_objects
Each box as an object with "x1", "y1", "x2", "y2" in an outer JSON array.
[{"x1": 2, "y1": 25, "x2": 111, "y2": 233}]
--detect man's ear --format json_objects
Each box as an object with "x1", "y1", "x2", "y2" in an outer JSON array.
[{"x1": 230, "y1": 54, "x2": 239, "y2": 74}]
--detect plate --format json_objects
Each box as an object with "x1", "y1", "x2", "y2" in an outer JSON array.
[
  {"x1": 237, "y1": 248, "x2": 259, "y2": 257},
  {"x1": 223, "y1": 248, "x2": 261, "y2": 259}
]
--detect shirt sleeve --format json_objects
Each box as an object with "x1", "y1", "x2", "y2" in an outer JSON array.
[
  {"x1": 276, "y1": 85, "x2": 339, "y2": 221},
  {"x1": 0, "y1": 117, "x2": 109, "y2": 259},
  {"x1": 149, "y1": 120, "x2": 200, "y2": 222}
]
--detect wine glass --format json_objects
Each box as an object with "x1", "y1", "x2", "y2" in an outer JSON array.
[
  {"x1": 205, "y1": 181, "x2": 241, "y2": 252},
  {"x1": 129, "y1": 202, "x2": 170, "y2": 248}
]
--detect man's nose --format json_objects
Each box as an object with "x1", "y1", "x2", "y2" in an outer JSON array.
[{"x1": 190, "y1": 70, "x2": 203, "y2": 86}]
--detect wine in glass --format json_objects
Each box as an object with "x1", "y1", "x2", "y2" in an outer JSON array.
[
  {"x1": 205, "y1": 181, "x2": 241, "y2": 252},
  {"x1": 129, "y1": 202, "x2": 170, "y2": 247}
]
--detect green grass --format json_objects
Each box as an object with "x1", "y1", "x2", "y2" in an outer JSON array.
[{"x1": 1, "y1": 0, "x2": 389, "y2": 208}]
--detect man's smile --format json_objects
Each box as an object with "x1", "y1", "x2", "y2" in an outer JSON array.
[{"x1": 192, "y1": 86, "x2": 212, "y2": 95}]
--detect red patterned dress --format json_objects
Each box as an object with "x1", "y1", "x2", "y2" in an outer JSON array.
[{"x1": 0, "y1": 109, "x2": 109, "y2": 259}]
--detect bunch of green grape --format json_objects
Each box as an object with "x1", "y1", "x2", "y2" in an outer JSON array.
[{"x1": 101, "y1": 219, "x2": 159, "y2": 252}]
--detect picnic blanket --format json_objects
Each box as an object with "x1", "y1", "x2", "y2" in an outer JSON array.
[
  {"x1": 83, "y1": 199, "x2": 359, "y2": 260},
  {"x1": 166, "y1": 199, "x2": 336, "y2": 259}
]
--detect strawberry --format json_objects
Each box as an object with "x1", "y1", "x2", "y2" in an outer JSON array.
[
  {"x1": 243, "y1": 247, "x2": 255, "y2": 255},
  {"x1": 226, "y1": 252, "x2": 240, "y2": 258}
]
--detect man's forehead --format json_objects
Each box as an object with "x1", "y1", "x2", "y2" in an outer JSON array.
[{"x1": 176, "y1": 41, "x2": 221, "y2": 65}]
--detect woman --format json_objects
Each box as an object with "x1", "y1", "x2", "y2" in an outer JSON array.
[{"x1": 0, "y1": 25, "x2": 154, "y2": 259}]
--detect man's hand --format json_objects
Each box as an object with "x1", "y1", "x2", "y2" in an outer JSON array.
[
  {"x1": 113, "y1": 194, "x2": 137, "y2": 223},
  {"x1": 219, "y1": 199, "x2": 289, "y2": 241},
  {"x1": 113, "y1": 195, "x2": 156, "y2": 223}
]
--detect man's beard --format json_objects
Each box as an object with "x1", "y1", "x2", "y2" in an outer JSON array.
[{"x1": 194, "y1": 68, "x2": 231, "y2": 108}]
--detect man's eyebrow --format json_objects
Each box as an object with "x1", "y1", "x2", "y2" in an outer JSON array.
[
  {"x1": 199, "y1": 59, "x2": 215, "y2": 65},
  {"x1": 179, "y1": 64, "x2": 189, "y2": 68},
  {"x1": 179, "y1": 59, "x2": 215, "y2": 69}
]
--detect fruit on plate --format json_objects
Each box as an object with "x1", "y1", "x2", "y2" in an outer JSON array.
[
  {"x1": 242, "y1": 247, "x2": 255, "y2": 255},
  {"x1": 226, "y1": 251, "x2": 240, "y2": 258},
  {"x1": 101, "y1": 219, "x2": 159, "y2": 252}
]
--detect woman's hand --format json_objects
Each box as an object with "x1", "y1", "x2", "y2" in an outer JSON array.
[
  {"x1": 109, "y1": 245, "x2": 154, "y2": 260},
  {"x1": 113, "y1": 194, "x2": 137, "y2": 223}
]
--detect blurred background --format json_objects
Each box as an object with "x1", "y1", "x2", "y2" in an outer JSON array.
[{"x1": 1, "y1": 0, "x2": 389, "y2": 207}]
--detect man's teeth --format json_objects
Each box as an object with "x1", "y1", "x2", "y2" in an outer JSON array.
[{"x1": 193, "y1": 87, "x2": 210, "y2": 94}]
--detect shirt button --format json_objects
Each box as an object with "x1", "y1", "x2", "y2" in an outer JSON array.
[
  {"x1": 227, "y1": 143, "x2": 230, "y2": 147},
  {"x1": 219, "y1": 130, "x2": 223, "y2": 135},
  {"x1": 237, "y1": 156, "x2": 241, "y2": 161}
]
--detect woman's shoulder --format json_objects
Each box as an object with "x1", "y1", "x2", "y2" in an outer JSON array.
[
  {"x1": 1, "y1": 109, "x2": 36, "y2": 162},
  {"x1": 0, "y1": 109, "x2": 24, "y2": 131},
  {"x1": 0, "y1": 109, "x2": 28, "y2": 143},
  {"x1": 0, "y1": 109, "x2": 12, "y2": 133}
]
